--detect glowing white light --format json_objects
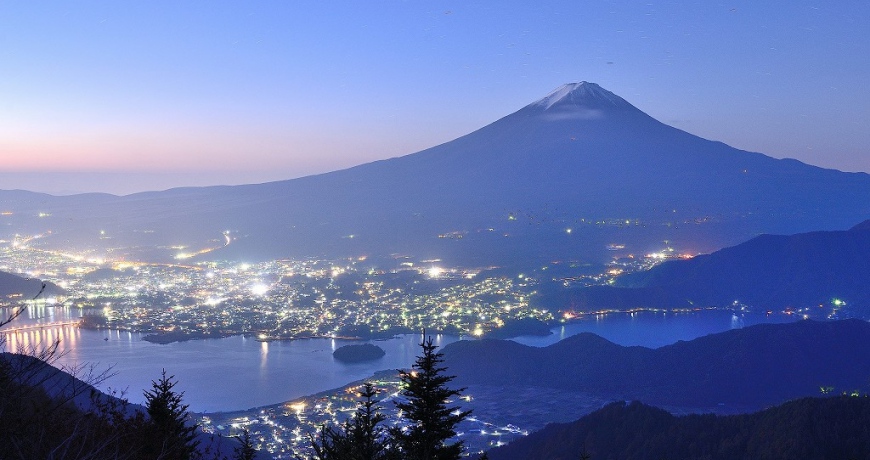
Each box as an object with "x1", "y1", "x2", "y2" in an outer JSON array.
[
  {"x1": 428, "y1": 266, "x2": 444, "y2": 278},
  {"x1": 251, "y1": 284, "x2": 269, "y2": 296}
]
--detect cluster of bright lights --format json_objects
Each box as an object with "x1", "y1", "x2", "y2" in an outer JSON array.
[{"x1": 250, "y1": 284, "x2": 269, "y2": 296}]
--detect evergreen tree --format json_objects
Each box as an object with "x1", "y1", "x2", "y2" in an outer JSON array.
[
  {"x1": 144, "y1": 369, "x2": 200, "y2": 460},
  {"x1": 309, "y1": 382, "x2": 387, "y2": 460},
  {"x1": 234, "y1": 429, "x2": 257, "y2": 460},
  {"x1": 308, "y1": 422, "x2": 348, "y2": 460},
  {"x1": 390, "y1": 335, "x2": 471, "y2": 460},
  {"x1": 345, "y1": 383, "x2": 388, "y2": 460}
]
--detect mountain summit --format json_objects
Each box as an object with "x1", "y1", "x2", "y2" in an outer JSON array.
[
  {"x1": 529, "y1": 81, "x2": 637, "y2": 112},
  {"x1": 2, "y1": 82, "x2": 869, "y2": 265}
]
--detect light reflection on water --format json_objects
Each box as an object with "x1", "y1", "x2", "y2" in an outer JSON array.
[{"x1": 2, "y1": 305, "x2": 797, "y2": 412}]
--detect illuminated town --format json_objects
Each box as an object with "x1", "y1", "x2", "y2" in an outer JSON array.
[
  {"x1": 0, "y1": 237, "x2": 835, "y2": 458},
  {"x1": 200, "y1": 373, "x2": 505, "y2": 459},
  {"x1": 200, "y1": 370, "x2": 611, "y2": 459},
  {"x1": 0, "y1": 238, "x2": 649, "y2": 458},
  {"x1": 0, "y1": 242, "x2": 553, "y2": 341},
  {"x1": 3, "y1": 232, "x2": 833, "y2": 341}
]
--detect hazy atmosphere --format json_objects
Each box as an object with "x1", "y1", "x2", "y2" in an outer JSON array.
[
  {"x1": 2, "y1": 1, "x2": 869, "y2": 194},
  {"x1": 4, "y1": 3, "x2": 870, "y2": 459}
]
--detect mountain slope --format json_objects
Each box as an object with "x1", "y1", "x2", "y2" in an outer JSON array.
[
  {"x1": 0, "y1": 271, "x2": 64, "y2": 299},
  {"x1": 557, "y1": 220, "x2": 870, "y2": 313},
  {"x1": 0, "y1": 352, "x2": 241, "y2": 459},
  {"x1": 3, "y1": 82, "x2": 869, "y2": 265},
  {"x1": 486, "y1": 397, "x2": 870, "y2": 460},
  {"x1": 441, "y1": 319, "x2": 870, "y2": 410}
]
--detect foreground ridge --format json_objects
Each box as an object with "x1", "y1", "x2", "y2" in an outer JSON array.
[{"x1": 487, "y1": 396, "x2": 870, "y2": 460}]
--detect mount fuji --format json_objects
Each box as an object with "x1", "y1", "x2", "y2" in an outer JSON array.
[{"x1": 3, "y1": 82, "x2": 869, "y2": 266}]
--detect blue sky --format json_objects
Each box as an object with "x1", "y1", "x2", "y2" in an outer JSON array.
[{"x1": 1, "y1": 1, "x2": 868, "y2": 194}]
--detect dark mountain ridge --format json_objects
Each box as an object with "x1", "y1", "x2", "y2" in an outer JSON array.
[
  {"x1": 558, "y1": 219, "x2": 870, "y2": 313},
  {"x1": 3, "y1": 82, "x2": 869, "y2": 265},
  {"x1": 487, "y1": 397, "x2": 870, "y2": 460},
  {"x1": 441, "y1": 319, "x2": 870, "y2": 410}
]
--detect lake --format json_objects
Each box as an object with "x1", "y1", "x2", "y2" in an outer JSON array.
[{"x1": 1, "y1": 305, "x2": 797, "y2": 412}]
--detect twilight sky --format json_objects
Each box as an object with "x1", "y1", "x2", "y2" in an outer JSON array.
[{"x1": 1, "y1": 1, "x2": 869, "y2": 195}]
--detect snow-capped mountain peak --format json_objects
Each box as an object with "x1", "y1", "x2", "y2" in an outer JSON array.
[{"x1": 532, "y1": 81, "x2": 632, "y2": 111}]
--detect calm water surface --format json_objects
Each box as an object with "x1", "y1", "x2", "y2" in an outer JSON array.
[
  {"x1": 512, "y1": 309, "x2": 798, "y2": 348},
  {"x1": 1, "y1": 305, "x2": 797, "y2": 412}
]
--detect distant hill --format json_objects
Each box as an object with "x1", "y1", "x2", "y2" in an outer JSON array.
[
  {"x1": 550, "y1": 221, "x2": 870, "y2": 314},
  {"x1": 441, "y1": 320, "x2": 870, "y2": 410},
  {"x1": 487, "y1": 397, "x2": 870, "y2": 460},
  {"x1": 0, "y1": 270, "x2": 63, "y2": 299},
  {"x1": 2, "y1": 82, "x2": 870, "y2": 266}
]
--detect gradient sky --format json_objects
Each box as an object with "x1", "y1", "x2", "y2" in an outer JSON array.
[{"x1": 2, "y1": 1, "x2": 869, "y2": 195}]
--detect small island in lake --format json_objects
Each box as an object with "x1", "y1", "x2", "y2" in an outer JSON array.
[{"x1": 333, "y1": 343, "x2": 386, "y2": 363}]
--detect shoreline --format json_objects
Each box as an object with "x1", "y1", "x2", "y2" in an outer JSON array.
[
  {"x1": 199, "y1": 368, "x2": 401, "y2": 416},
  {"x1": 82, "y1": 306, "x2": 748, "y2": 345}
]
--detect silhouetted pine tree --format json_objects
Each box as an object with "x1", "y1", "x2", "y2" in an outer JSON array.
[
  {"x1": 309, "y1": 382, "x2": 388, "y2": 460},
  {"x1": 234, "y1": 429, "x2": 257, "y2": 460},
  {"x1": 390, "y1": 335, "x2": 471, "y2": 460},
  {"x1": 144, "y1": 369, "x2": 199, "y2": 460},
  {"x1": 348, "y1": 383, "x2": 388, "y2": 460}
]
